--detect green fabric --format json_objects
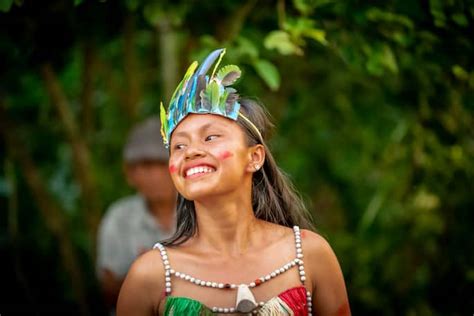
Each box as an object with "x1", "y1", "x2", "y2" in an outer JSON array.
[{"x1": 164, "y1": 296, "x2": 214, "y2": 316}]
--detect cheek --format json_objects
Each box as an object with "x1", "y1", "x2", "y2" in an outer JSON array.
[
  {"x1": 218, "y1": 150, "x2": 233, "y2": 160},
  {"x1": 168, "y1": 164, "x2": 178, "y2": 174}
]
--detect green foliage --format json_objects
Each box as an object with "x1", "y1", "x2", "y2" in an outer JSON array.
[{"x1": 1, "y1": 0, "x2": 473, "y2": 315}]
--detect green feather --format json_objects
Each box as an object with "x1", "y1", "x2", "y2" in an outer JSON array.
[
  {"x1": 210, "y1": 49, "x2": 226, "y2": 79},
  {"x1": 216, "y1": 65, "x2": 241, "y2": 86},
  {"x1": 169, "y1": 61, "x2": 198, "y2": 107},
  {"x1": 159, "y1": 101, "x2": 168, "y2": 144},
  {"x1": 209, "y1": 80, "x2": 220, "y2": 111}
]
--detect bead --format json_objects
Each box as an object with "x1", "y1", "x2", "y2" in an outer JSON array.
[
  {"x1": 299, "y1": 270, "x2": 306, "y2": 276},
  {"x1": 200, "y1": 280, "x2": 206, "y2": 286},
  {"x1": 250, "y1": 282, "x2": 256, "y2": 287},
  {"x1": 231, "y1": 284, "x2": 237, "y2": 289},
  {"x1": 218, "y1": 283, "x2": 224, "y2": 288},
  {"x1": 264, "y1": 275, "x2": 271, "y2": 281},
  {"x1": 165, "y1": 282, "x2": 171, "y2": 287},
  {"x1": 224, "y1": 308, "x2": 229, "y2": 313},
  {"x1": 255, "y1": 279, "x2": 262, "y2": 286},
  {"x1": 301, "y1": 276, "x2": 306, "y2": 281},
  {"x1": 297, "y1": 253, "x2": 304, "y2": 258},
  {"x1": 212, "y1": 282, "x2": 217, "y2": 287},
  {"x1": 212, "y1": 307, "x2": 218, "y2": 312},
  {"x1": 163, "y1": 260, "x2": 169, "y2": 265},
  {"x1": 206, "y1": 281, "x2": 212, "y2": 286},
  {"x1": 224, "y1": 283, "x2": 231, "y2": 289},
  {"x1": 169, "y1": 269, "x2": 175, "y2": 274},
  {"x1": 270, "y1": 272, "x2": 276, "y2": 277},
  {"x1": 194, "y1": 279, "x2": 201, "y2": 285},
  {"x1": 175, "y1": 272, "x2": 180, "y2": 277}
]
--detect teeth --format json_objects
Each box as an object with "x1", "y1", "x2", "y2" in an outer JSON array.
[{"x1": 186, "y1": 166, "x2": 215, "y2": 177}]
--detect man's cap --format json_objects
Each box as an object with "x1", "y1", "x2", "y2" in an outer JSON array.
[{"x1": 123, "y1": 117, "x2": 169, "y2": 163}]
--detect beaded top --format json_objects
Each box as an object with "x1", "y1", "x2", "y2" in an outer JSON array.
[{"x1": 153, "y1": 226, "x2": 313, "y2": 315}]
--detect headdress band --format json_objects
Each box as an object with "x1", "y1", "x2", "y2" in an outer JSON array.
[{"x1": 160, "y1": 48, "x2": 262, "y2": 146}]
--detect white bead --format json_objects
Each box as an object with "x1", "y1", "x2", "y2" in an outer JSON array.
[
  {"x1": 270, "y1": 272, "x2": 276, "y2": 277},
  {"x1": 212, "y1": 282, "x2": 217, "y2": 287},
  {"x1": 206, "y1": 281, "x2": 212, "y2": 286},
  {"x1": 180, "y1": 274, "x2": 185, "y2": 279},
  {"x1": 297, "y1": 248, "x2": 302, "y2": 253},
  {"x1": 165, "y1": 282, "x2": 171, "y2": 287},
  {"x1": 190, "y1": 277, "x2": 195, "y2": 282},
  {"x1": 212, "y1": 307, "x2": 218, "y2": 312},
  {"x1": 250, "y1": 282, "x2": 256, "y2": 287},
  {"x1": 162, "y1": 255, "x2": 168, "y2": 260},
  {"x1": 165, "y1": 277, "x2": 171, "y2": 282},
  {"x1": 265, "y1": 275, "x2": 271, "y2": 281},
  {"x1": 200, "y1": 280, "x2": 206, "y2": 286},
  {"x1": 175, "y1": 272, "x2": 180, "y2": 277},
  {"x1": 163, "y1": 260, "x2": 169, "y2": 265},
  {"x1": 308, "y1": 302, "x2": 312, "y2": 307},
  {"x1": 224, "y1": 308, "x2": 229, "y2": 313},
  {"x1": 166, "y1": 287, "x2": 171, "y2": 293},
  {"x1": 259, "y1": 301, "x2": 265, "y2": 306},
  {"x1": 165, "y1": 271, "x2": 170, "y2": 276},
  {"x1": 297, "y1": 253, "x2": 304, "y2": 258},
  {"x1": 301, "y1": 276, "x2": 306, "y2": 281},
  {"x1": 230, "y1": 307, "x2": 235, "y2": 312},
  {"x1": 218, "y1": 307, "x2": 223, "y2": 312},
  {"x1": 299, "y1": 266, "x2": 304, "y2": 270},
  {"x1": 165, "y1": 265, "x2": 171, "y2": 270},
  {"x1": 279, "y1": 268, "x2": 285, "y2": 273},
  {"x1": 231, "y1": 284, "x2": 237, "y2": 289},
  {"x1": 169, "y1": 269, "x2": 175, "y2": 274},
  {"x1": 194, "y1": 279, "x2": 201, "y2": 285},
  {"x1": 185, "y1": 275, "x2": 191, "y2": 280},
  {"x1": 218, "y1": 283, "x2": 224, "y2": 288},
  {"x1": 296, "y1": 243, "x2": 301, "y2": 248}
]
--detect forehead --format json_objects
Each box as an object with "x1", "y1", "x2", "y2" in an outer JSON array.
[{"x1": 171, "y1": 113, "x2": 241, "y2": 137}]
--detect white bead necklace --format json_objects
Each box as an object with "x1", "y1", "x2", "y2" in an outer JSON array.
[{"x1": 154, "y1": 226, "x2": 313, "y2": 315}]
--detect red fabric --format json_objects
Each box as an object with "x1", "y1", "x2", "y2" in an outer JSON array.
[{"x1": 278, "y1": 286, "x2": 308, "y2": 316}]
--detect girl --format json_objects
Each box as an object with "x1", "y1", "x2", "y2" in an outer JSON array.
[{"x1": 117, "y1": 49, "x2": 350, "y2": 315}]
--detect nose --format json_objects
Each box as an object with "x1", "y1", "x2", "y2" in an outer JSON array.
[{"x1": 184, "y1": 143, "x2": 205, "y2": 160}]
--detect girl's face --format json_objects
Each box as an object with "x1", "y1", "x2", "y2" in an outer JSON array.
[{"x1": 168, "y1": 114, "x2": 256, "y2": 201}]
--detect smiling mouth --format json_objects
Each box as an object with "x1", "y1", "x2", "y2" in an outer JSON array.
[{"x1": 185, "y1": 166, "x2": 216, "y2": 178}]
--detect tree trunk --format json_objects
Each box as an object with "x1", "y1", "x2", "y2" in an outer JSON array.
[{"x1": 40, "y1": 64, "x2": 101, "y2": 257}]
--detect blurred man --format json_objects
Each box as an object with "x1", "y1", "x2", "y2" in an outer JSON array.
[{"x1": 96, "y1": 117, "x2": 176, "y2": 312}]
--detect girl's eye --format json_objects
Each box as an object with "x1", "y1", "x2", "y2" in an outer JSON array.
[
  {"x1": 205, "y1": 135, "x2": 219, "y2": 141},
  {"x1": 173, "y1": 143, "x2": 186, "y2": 151}
]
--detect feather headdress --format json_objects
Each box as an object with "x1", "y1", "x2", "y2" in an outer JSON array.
[{"x1": 160, "y1": 48, "x2": 242, "y2": 146}]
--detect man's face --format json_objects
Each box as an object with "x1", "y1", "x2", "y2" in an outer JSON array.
[{"x1": 125, "y1": 160, "x2": 176, "y2": 202}]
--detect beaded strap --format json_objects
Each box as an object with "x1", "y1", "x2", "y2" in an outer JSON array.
[
  {"x1": 153, "y1": 242, "x2": 173, "y2": 296},
  {"x1": 293, "y1": 226, "x2": 313, "y2": 315}
]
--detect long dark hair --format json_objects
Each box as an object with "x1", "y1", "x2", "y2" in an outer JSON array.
[{"x1": 163, "y1": 98, "x2": 313, "y2": 246}]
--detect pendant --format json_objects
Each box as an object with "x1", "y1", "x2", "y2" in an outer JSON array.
[{"x1": 235, "y1": 284, "x2": 257, "y2": 313}]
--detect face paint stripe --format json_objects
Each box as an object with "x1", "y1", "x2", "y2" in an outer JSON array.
[{"x1": 218, "y1": 150, "x2": 233, "y2": 160}]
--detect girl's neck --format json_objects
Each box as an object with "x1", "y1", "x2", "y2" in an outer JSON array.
[{"x1": 193, "y1": 195, "x2": 263, "y2": 257}]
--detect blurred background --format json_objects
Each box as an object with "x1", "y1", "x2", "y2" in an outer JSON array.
[{"x1": 1, "y1": 0, "x2": 473, "y2": 315}]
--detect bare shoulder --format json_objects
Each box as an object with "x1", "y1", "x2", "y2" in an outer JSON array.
[
  {"x1": 300, "y1": 229, "x2": 351, "y2": 316},
  {"x1": 300, "y1": 229, "x2": 335, "y2": 259},
  {"x1": 116, "y1": 249, "x2": 165, "y2": 316}
]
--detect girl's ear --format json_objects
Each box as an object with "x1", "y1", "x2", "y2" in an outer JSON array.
[{"x1": 246, "y1": 144, "x2": 265, "y2": 173}]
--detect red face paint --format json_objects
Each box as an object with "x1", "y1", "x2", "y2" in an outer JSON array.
[
  {"x1": 218, "y1": 151, "x2": 233, "y2": 160},
  {"x1": 169, "y1": 164, "x2": 178, "y2": 174},
  {"x1": 301, "y1": 230, "x2": 306, "y2": 238}
]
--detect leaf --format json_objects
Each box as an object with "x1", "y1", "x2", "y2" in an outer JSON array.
[
  {"x1": 74, "y1": 0, "x2": 83, "y2": 6},
  {"x1": 264, "y1": 31, "x2": 303, "y2": 56},
  {"x1": 0, "y1": 0, "x2": 15, "y2": 12},
  {"x1": 216, "y1": 65, "x2": 241, "y2": 86},
  {"x1": 253, "y1": 59, "x2": 281, "y2": 91},
  {"x1": 303, "y1": 28, "x2": 328, "y2": 46}
]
